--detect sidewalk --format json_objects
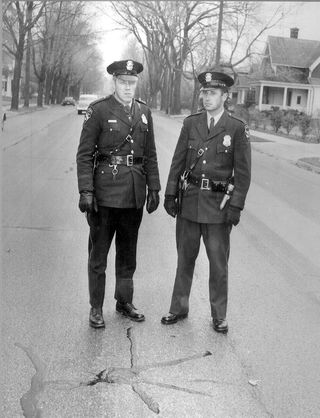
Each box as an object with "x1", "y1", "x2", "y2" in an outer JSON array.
[
  {"x1": 168, "y1": 111, "x2": 320, "y2": 174},
  {"x1": 2, "y1": 102, "x2": 45, "y2": 119},
  {"x1": 250, "y1": 129, "x2": 320, "y2": 174}
]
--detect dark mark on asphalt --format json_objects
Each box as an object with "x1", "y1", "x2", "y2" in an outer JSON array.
[
  {"x1": 17, "y1": 328, "x2": 216, "y2": 416},
  {"x1": 15, "y1": 343, "x2": 47, "y2": 418}
]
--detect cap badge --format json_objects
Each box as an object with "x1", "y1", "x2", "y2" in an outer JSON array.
[
  {"x1": 126, "y1": 60, "x2": 134, "y2": 71},
  {"x1": 205, "y1": 73, "x2": 212, "y2": 82},
  {"x1": 223, "y1": 135, "x2": 231, "y2": 147},
  {"x1": 141, "y1": 114, "x2": 148, "y2": 124}
]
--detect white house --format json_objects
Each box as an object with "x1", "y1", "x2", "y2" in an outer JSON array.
[{"x1": 233, "y1": 28, "x2": 320, "y2": 117}]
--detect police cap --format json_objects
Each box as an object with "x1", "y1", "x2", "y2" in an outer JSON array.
[
  {"x1": 198, "y1": 70, "x2": 234, "y2": 89},
  {"x1": 107, "y1": 60, "x2": 143, "y2": 76}
]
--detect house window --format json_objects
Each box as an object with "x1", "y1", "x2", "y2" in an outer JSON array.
[
  {"x1": 297, "y1": 96, "x2": 301, "y2": 105},
  {"x1": 2, "y1": 81, "x2": 7, "y2": 92}
]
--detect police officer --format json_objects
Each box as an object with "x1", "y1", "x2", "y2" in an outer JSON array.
[
  {"x1": 161, "y1": 70, "x2": 251, "y2": 333},
  {"x1": 77, "y1": 60, "x2": 161, "y2": 328}
]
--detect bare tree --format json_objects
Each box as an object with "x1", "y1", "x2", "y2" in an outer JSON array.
[
  {"x1": 31, "y1": 1, "x2": 103, "y2": 105},
  {"x1": 107, "y1": 1, "x2": 220, "y2": 114},
  {"x1": 221, "y1": 2, "x2": 288, "y2": 72},
  {"x1": 3, "y1": 0, "x2": 46, "y2": 110}
]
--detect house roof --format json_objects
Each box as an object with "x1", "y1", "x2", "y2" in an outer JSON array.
[
  {"x1": 234, "y1": 73, "x2": 259, "y2": 89},
  {"x1": 268, "y1": 36, "x2": 320, "y2": 68}
]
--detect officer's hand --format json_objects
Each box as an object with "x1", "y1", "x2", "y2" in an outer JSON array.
[
  {"x1": 79, "y1": 191, "x2": 96, "y2": 213},
  {"x1": 164, "y1": 195, "x2": 177, "y2": 218},
  {"x1": 146, "y1": 190, "x2": 160, "y2": 214},
  {"x1": 226, "y1": 206, "x2": 241, "y2": 226}
]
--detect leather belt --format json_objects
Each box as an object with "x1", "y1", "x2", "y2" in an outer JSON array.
[
  {"x1": 97, "y1": 155, "x2": 145, "y2": 166},
  {"x1": 188, "y1": 174, "x2": 228, "y2": 192}
]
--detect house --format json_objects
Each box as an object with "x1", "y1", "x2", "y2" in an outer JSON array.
[
  {"x1": 233, "y1": 28, "x2": 320, "y2": 117},
  {"x1": 2, "y1": 35, "x2": 14, "y2": 98}
]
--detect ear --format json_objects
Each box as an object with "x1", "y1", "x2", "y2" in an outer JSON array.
[{"x1": 222, "y1": 91, "x2": 229, "y2": 101}]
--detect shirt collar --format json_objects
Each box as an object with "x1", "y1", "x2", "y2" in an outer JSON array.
[{"x1": 207, "y1": 109, "x2": 224, "y2": 127}]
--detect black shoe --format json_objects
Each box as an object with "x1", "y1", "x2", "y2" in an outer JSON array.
[
  {"x1": 213, "y1": 319, "x2": 228, "y2": 334},
  {"x1": 161, "y1": 312, "x2": 188, "y2": 325},
  {"x1": 116, "y1": 302, "x2": 145, "y2": 322},
  {"x1": 89, "y1": 307, "x2": 105, "y2": 328}
]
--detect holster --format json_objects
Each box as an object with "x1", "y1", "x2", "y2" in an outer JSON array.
[{"x1": 177, "y1": 170, "x2": 190, "y2": 214}]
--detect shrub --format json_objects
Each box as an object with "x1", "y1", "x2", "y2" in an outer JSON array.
[
  {"x1": 297, "y1": 113, "x2": 312, "y2": 139},
  {"x1": 281, "y1": 111, "x2": 297, "y2": 134},
  {"x1": 311, "y1": 110, "x2": 320, "y2": 143},
  {"x1": 270, "y1": 110, "x2": 282, "y2": 133},
  {"x1": 232, "y1": 104, "x2": 249, "y2": 124},
  {"x1": 249, "y1": 108, "x2": 265, "y2": 129}
]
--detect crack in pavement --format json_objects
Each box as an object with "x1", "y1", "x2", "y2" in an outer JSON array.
[{"x1": 16, "y1": 328, "x2": 225, "y2": 416}]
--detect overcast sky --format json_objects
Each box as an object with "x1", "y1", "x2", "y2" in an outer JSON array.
[
  {"x1": 259, "y1": 2, "x2": 320, "y2": 41},
  {"x1": 93, "y1": 1, "x2": 320, "y2": 68}
]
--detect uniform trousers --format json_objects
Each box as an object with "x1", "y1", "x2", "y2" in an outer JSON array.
[
  {"x1": 87, "y1": 206, "x2": 143, "y2": 308},
  {"x1": 169, "y1": 216, "x2": 231, "y2": 319}
]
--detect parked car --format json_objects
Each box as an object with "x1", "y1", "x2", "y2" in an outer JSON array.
[
  {"x1": 77, "y1": 94, "x2": 99, "y2": 115},
  {"x1": 61, "y1": 96, "x2": 76, "y2": 106}
]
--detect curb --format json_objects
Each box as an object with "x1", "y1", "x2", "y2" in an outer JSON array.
[{"x1": 295, "y1": 159, "x2": 320, "y2": 174}]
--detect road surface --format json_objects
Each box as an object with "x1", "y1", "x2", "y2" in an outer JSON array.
[{"x1": 1, "y1": 106, "x2": 320, "y2": 417}]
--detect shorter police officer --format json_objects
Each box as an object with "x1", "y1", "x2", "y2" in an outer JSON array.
[
  {"x1": 161, "y1": 70, "x2": 251, "y2": 333},
  {"x1": 77, "y1": 60, "x2": 161, "y2": 328}
]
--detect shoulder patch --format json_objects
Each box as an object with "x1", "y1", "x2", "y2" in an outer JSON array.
[
  {"x1": 244, "y1": 124, "x2": 250, "y2": 141},
  {"x1": 84, "y1": 107, "x2": 93, "y2": 124},
  {"x1": 229, "y1": 113, "x2": 250, "y2": 141}
]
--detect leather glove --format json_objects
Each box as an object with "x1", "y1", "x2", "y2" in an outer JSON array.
[
  {"x1": 226, "y1": 205, "x2": 241, "y2": 226},
  {"x1": 79, "y1": 191, "x2": 97, "y2": 213},
  {"x1": 146, "y1": 190, "x2": 160, "y2": 214},
  {"x1": 164, "y1": 195, "x2": 177, "y2": 218}
]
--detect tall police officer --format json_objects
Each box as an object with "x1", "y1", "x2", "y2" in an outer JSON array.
[
  {"x1": 77, "y1": 60, "x2": 161, "y2": 328},
  {"x1": 161, "y1": 70, "x2": 251, "y2": 334}
]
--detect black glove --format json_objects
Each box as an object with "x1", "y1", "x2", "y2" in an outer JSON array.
[
  {"x1": 226, "y1": 205, "x2": 241, "y2": 226},
  {"x1": 79, "y1": 191, "x2": 97, "y2": 213},
  {"x1": 146, "y1": 190, "x2": 160, "y2": 214},
  {"x1": 164, "y1": 195, "x2": 177, "y2": 218}
]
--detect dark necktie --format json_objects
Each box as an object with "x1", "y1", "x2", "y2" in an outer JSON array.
[
  {"x1": 208, "y1": 116, "x2": 214, "y2": 134},
  {"x1": 124, "y1": 105, "x2": 132, "y2": 121}
]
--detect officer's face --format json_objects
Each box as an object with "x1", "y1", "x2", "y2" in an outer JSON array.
[
  {"x1": 201, "y1": 88, "x2": 228, "y2": 113},
  {"x1": 114, "y1": 75, "x2": 138, "y2": 105}
]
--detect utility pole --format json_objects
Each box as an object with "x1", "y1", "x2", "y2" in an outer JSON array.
[{"x1": 215, "y1": 0, "x2": 224, "y2": 66}]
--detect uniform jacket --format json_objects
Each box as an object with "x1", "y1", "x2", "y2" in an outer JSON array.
[
  {"x1": 165, "y1": 110, "x2": 251, "y2": 223},
  {"x1": 77, "y1": 95, "x2": 161, "y2": 209}
]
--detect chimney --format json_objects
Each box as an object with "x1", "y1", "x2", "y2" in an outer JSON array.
[{"x1": 290, "y1": 27, "x2": 299, "y2": 39}]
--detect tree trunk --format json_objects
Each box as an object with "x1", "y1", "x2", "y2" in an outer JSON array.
[
  {"x1": 44, "y1": 70, "x2": 53, "y2": 105},
  {"x1": 23, "y1": 29, "x2": 32, "y2": 107},
  {"x1": 215, "y1": 0, "x2": 224, "y2": 65},
  {"x1": 10, "y1": 35, "x2": 25, "y2": 110},
  {"x1": 191, "y1": 77, "x2": 201, "y2": 113},
  {"x1": 37, "y1": 80, "x2": 44, "y2": 107},
  {"x1": 171, "y1": 70, "x2": 182, "y2": 115},
  {"x1": 23, "y1": 2, "x2": 33, "y2": 107}
]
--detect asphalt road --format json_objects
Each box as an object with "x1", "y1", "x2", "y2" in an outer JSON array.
[{"x1": 1, "y1": 106, "x2": 320, "y2": 417}]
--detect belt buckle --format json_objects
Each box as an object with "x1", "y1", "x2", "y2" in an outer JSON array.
[
  {"x1": 127, "y1": 155, "x2": 133, "y2": 166},
  {"x1": 200, "y1": 178, "x2": 210, "y2": 190}
]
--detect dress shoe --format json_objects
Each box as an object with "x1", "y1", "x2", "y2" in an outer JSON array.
[
  {"x1": 89, "y1": 307, "x2": 105, "y2": 328},
  {"x1": 213, "y1": 319, "x2": 228, "y2": 334},
  {"x1": 161, "y1": 312, "x2": 188, "y2": 325},
  {"x1": 116, "y1": 302, "x2": 145, "y2": 322}
]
